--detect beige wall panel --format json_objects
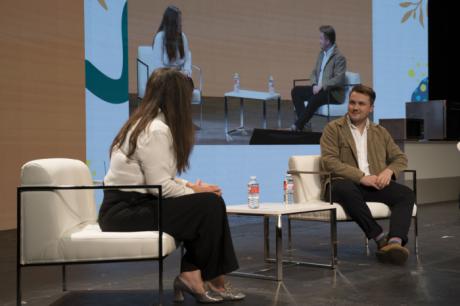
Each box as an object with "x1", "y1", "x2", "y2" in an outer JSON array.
[
  {"x1": 129, "y1": 0, "x2": 372, "y2": 99},
  {"x1": 0, "y1": 1, "x2": 85, "y2": 229}
]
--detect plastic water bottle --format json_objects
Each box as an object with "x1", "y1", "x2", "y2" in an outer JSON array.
[
  {"x1": 233, "y1": 73, "x2": 240, "y2": 92},
  {"x1": 268, "y1": 75, "x2": 275, "y2": 94},
  {"x1": 247, "y1": 176, "x2": 260, "y2": 209},
  {"x1": 283, "y1": 173, "x2": 294, "y2": 205}
]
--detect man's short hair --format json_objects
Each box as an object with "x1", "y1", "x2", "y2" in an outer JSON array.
[
  {"x1": 319, "y1": 25, "x2": 336, "y2": 45},
  {"x1": 350, "y1": 84, "x2": 376, "y2": 105}
]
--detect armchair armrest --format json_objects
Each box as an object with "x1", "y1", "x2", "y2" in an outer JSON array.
[{"x1": 287, "y1": 170, "x2": 333, "y2": 205}]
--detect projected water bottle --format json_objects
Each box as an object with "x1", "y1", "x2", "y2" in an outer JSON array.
[
  {"x1": 268, "y1": 75, "x2": 275, "y2": 94},
  {"x1": 233, "y1": 73, "x2": 240, "y2": 92}
]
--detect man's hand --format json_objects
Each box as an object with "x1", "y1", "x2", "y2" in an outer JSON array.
[
  {"x1": 313, "y1": 84, "x2": 322, "y2": 95},
  {"x1": 360, "y1": 175, "x2": 380, "y2": 189},
  {"x1": 376, "y1": 168, "x2": 393, "y2": 189},
  {"x1": 187, "y1": 179, "x2": 222, "y2": 196}
]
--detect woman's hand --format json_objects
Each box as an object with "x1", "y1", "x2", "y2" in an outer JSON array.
[{"x1": 186, "y1": 179, "x2": 222, "y2": 196}]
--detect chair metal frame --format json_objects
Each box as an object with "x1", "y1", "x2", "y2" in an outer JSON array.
[
  {"x1": 191, "y1": 63, "x2": 204, "y2": 128},
  {"x1": 136, "y1": 57, "x2": 150, "y2": 100},
  {"x1": 17, "y1": 184, "x2": 169, "y2": 306}
]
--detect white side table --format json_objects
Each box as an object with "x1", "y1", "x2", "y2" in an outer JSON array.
[
  {"x1": 224, "y1": 90, "x2": 281, "y2": 141},
  {"x1": 226, "y1": 202, "x2": 337, "y2": 281}
]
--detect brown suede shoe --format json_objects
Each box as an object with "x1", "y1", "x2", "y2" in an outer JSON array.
[{"x1": 376, "y1": 243, "x2": 409, "y2": 265}]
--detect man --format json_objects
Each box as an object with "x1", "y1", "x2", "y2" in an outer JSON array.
[
  {"x1": 320, "y1": 85, "x2": 415, "y2": 265},
  {"x1": 291, "y1": 25, "x2": 346, "y2": 132}
]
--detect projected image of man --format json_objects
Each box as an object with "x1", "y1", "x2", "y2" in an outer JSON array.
[{"x1": 291, "y1": 25, "x2": 346, "y2": 132}]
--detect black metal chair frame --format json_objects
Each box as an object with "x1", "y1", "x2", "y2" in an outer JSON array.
[
  {"x1": 17, "y1": 184, "x2": 169, "y2": 306},
  {"x1": 137, "y1": 58, "x2": 149, "y2": 101}
]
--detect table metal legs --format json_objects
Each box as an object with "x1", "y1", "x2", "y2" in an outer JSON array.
[
  {"x1": 263, "y1": 101, "x2": 267, "y2": 129},
  {"x1": 277, "y1": 97, "x2": 281, "y2": 128},
  {"x1": 226, "y1": 98, "x2": 248, "y2": 141},
  {"x1": 231, "y1": 210, "x2": 337, "y2": 282},
  {"x1": 275, "y1": 215, "x2": 283, "y2": 281},
  {"x1": 266, "y1": 210, "x2": 338, "y2": 270},
  {"x1": 225, "y1": 97, "x2": 282, "y2": 141}
]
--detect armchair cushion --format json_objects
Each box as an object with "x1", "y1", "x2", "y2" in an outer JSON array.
[{"x1": 62, "y1": 224, "x2": 177, "y2": 263}]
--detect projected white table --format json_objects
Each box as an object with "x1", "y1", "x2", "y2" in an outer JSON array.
[
  {"x1": 226, "y1": 202, "x2": 337, "y2": 281},
  {"x1": 224, "y1": 90, "x2": 281, "y2": 141}
]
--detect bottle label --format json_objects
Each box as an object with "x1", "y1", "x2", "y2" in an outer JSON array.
[{"x1": 248, "y1": 185, "x2": 259, "y2": 193}]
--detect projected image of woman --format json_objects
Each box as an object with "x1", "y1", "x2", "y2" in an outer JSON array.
[
  {"x1": 151, "y1": 5, "x2": 191, "y2": 76},
  {"x1": 98, "y1": 68, "x2": 245, "y2": 303}
]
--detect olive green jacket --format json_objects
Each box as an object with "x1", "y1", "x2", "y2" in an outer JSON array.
[{"x1": 319, "y1": 116, "x2": 408, "y2": 199}]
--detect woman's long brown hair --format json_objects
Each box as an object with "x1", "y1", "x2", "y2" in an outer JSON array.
[
  {"x1": 110, "y1": 68, "x2": 194, "y2": 174},
  {"x1": 156, "y1": 5, "x2": 184, "y2": 62}
]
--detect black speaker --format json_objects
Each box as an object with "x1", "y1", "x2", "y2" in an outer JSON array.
[
  {"x1": 249, "y1": 129, "x2": 322, "y2": 145},
  {"x1": 379, "y1": 118, "x2": 424, "y2": 140},
  {"x1": 406, "y1": 100, "x2": 460, "y2": 140}
]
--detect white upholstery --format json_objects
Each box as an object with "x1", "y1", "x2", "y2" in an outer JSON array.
[
  {"x1": 137, "y1": 46, "x2": 202, "y2": 101},
  {"x1": 137, "y1": 47, "x2": 203, "y2": 126},
  {"x1": 20, "y1": 158, "x2": 177, "y2": 265},
  {"x1": 315, "y1": 71, "x2": 361, "y2": 117},
  {"x1": 288, "y1": 155, "x2": 417, "y2": 221}
]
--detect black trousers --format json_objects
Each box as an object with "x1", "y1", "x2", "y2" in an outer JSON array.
[
  {"x1": 98, "y1": 190, "x2": 239, "y2": 281},
  {"x1": 291, "y1": 85, "x2": 338, "y2": 129},
  {"x1": 326, "y1": 180, "x2": 415, "y2": 245}
]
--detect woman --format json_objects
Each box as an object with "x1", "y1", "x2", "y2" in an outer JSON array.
[
  {"x1": 151, "y1": 5, "x2": 191, "y2": 76},
  {"x1": 98, "y1": 68, "x2": 245, "y2": 303}
]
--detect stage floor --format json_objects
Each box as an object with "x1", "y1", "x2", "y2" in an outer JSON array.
[
  {"x1": 1, "y1": 201, "x2": 459, "y2": 305},
  {"x1": 131, "y1": 96, "x2": 332, "y2": 145}
]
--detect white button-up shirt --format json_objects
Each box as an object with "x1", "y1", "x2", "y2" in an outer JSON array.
[
  {"x1": 318, "y1": 44, "x2": 335, "y2": 86},
  {"x1": 347, "y1": 115, "x2": 370, "y2": 176}
]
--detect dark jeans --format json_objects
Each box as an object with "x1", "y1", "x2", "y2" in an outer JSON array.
[
  {"x1": 291, "y1": 85, "x2": 339, "y2": 129},
  {"x1": 98, "y1": 190, "x2": 239, "y2": 280},
  {"x1": 326, "y1": 179, "x2": 415, "y2": 245}
]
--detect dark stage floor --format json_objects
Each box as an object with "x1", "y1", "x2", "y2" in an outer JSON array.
[{"x1": 1, "y1": 201, "x2": 459, "y2": 305}]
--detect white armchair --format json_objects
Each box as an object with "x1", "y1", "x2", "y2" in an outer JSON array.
[
  {"x1": 137, "y1": 47, "x2": 204, "y2": 127},
  {"x1": 315, "y1": 71, "x2": 361, "y2": 118},
  {"x1": 292, "y1": 71, "x2": 361, "y2": 121},
  {"x1": 287, "y1": 155, "x2": 418, "y2": 255},
  {"x1": 17, "y1": 158, "x2": 178, "y2": 305}
]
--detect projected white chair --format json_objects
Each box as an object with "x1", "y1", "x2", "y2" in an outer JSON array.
[
  {"x1": 137, "y1": 46, "x2": 204, "y2": 126},
  {"x1": 17, "y1": 158, "x2": 178, "y2": 306},
  {"x1": 293, "y1": 71, "x2": 361, "y2": 121},
  {"x1": 137, "y1": 46, "x2": 155, "y2": 99},
  {"x1": 287, "y1": 155, "x2": 418, "y2": 254}
]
